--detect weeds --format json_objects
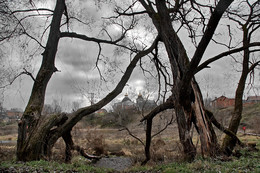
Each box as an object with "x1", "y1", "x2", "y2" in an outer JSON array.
[
  {"x1": 127, "y1": 150, "x2": 260, "y2": 173},
  {"x1": 0, "y1": 160, "x2": 111, "y2": 173}
]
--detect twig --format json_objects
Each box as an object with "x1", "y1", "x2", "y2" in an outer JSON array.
[{"x1": 119, "y1": 126, "x2": 145, "y2": 146}]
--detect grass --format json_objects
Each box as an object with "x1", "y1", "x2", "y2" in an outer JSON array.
[
  {"x1": 127, "y1": 149, "x2": 260, "y2": 173},
  {"x1": 1, "y1": 104, "x2": 260, "y2": 172},
  {"x1": 1, "y1": 151, "x2": 260, "y2": 173},
  {"x1": 0, "y1": 159, "x2": 112, "y2": 173}
]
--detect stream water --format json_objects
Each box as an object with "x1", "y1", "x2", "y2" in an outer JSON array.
[{"x1": 94, "y1": 157, "x2": 133, "y2": 171}]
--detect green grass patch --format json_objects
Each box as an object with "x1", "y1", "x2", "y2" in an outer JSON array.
[
  {"x1": 127, "y1": 149, "x2": 260, "y2": 173},
  {"x1": 0, "y1": 159, "x2": 111, "y2": 173}
]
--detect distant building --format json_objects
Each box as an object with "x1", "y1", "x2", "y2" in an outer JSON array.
[
  {"x1": 113, "y1": 93, "x2": 157, "y2": 112},
  {"x1": 0, "y1": 108, "x2": 23, "y2": 122},
  {"x1": 211, "y1": 96, "x2": 235, "y2": 108},
  {"x1": 6, "y1": 108, "x2": 23, "y2": 119},
  {"x1": 136, "y1": 93, "x2": 157, "y2": 111},
  {"x1": 113, "y1": 94, "x2": 136, "y2": 111},
  {"x1": 246, "y1": 96, "x2": 260, "y2": 103}
]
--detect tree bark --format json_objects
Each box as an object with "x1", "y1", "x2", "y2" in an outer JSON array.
[
  {"x1": 16, "y1": 0, "x2": 159, "y2": 160},
  {"x1": 153, "y1": 0, "x2": 221, "y2": 160},
  {"x1": 137, "y1": 0, "x2": 234, "y2": 160},
  {"x1": 17, "y1": 0, "x2": 65, "y2": 161},
  {"x1": 191, "y1": 80, "x2": 219, "y2": 157},
  {"x1": 222, "y1": 24, "x2": 250, "y2": 155}
]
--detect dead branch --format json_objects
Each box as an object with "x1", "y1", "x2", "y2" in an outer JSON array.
[
  {"x1": 205, "y1": 109, "x2": 244, "y2": 147},
  {"x1": 195, "y1": 42, "x2": 260, "y2": 73},
  {"x1": 140, "y1": 97, "x2": 174, "y2": 122},
  {"x1": 0, "y1": 68, "x2": 36, "y2": 89},
  {"x1": 11, "y1": 8, "x2": 54, "y2": 14},
  {"x1": 152, "y1": 113, "x2": 175, "y2": 138},
  {"x1": 119, "y1": 126, "x2": 145, "y2": 146},
  {"x1": 244, "y1": 132, "x2": 260, "y2": 137},
  {"x1": 62, "y1": 130, "x2": 101, "y2": 163}
]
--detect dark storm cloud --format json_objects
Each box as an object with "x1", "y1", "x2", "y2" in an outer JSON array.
[{"x1": 57, "y1": 39, "x2": 98, "y2": 73}]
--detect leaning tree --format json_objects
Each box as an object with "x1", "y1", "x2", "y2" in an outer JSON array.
[
  {"x1": 222, "y1": 0, "x2": 260, "y2": 155},
  {"x1": 3, "y1": 0, "x2": 158, "y2": 161},
  {"x1": 3, "y1": 0, "x2": 260, "y2": 162}
]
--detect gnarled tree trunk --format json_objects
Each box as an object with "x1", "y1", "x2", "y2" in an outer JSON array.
[
  {"x1": 17, "y1": 0, "x2": 65, "y2": 161},
  {"x1": 16, "y1": 0, "x2": 159, "y2": 160},
  {"x1": 138, "y1": 0, "x2": 233, "y2": 161},
  {"x1": 154, "y1": 0, "x2": 219, "y2": 160}
]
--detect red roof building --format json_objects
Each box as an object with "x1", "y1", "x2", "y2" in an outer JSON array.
[{"x1": 211, "y1": 96, "x2": 235, "y2": 109}]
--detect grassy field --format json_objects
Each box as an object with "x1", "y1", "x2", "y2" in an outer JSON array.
[
  {"x1": 1, "y1": 104, "x2": 260, "y2": 172},
  {"x1": 1, "y1": 148, "x2": 260, "y2": 172}
]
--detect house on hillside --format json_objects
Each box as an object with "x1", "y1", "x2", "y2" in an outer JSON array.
[
  {"x1": 210, "y1": 96, "x2": 235, "y2": 109},
  {"x1": 246, "y1": 96, "x2": 260, "y2": 103}
]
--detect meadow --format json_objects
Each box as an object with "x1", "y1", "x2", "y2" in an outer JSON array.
[{"x1": 1, "y1": 104, "x2": 260, "y2": 172}]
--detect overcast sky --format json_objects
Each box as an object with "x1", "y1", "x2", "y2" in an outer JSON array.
[{"x1": 1, "y1": 0, "x2": 260, "y2": 111}]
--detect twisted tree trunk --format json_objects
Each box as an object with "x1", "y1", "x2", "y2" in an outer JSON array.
[
  {"x1": 16, "y1": 0, "x2": 159, "y2": 160},
  {"x1": 17, "y1": 0, "x2": 65, "y2": 161},
  {"x1": 137, "y1": 0, "x2": 232, "y2": 161}
]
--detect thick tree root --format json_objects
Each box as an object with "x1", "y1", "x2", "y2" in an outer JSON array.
[{"x1": 62, "y1": 130, "x2": 101, "y2": 162}]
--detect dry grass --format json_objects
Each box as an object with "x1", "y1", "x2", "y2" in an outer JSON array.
[{"x1": 1, "y1": 106, "x2": 259, "y2": 166}]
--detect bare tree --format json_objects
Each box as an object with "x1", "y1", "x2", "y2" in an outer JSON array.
[
  {"x1": 6, "y1": 0, "x2": 159, "y2": 161},
  {"x1": 222, "y1": 0, "x2": 260, "y2": 155},
  {"x1": 2, "y1": 0, "x2": 260, "y2": 163},
  {"x1": 116, "y1": 0, "x2": 260, "y2": 163},
  {"x1": 134, "y1": 0, "x2": 234, "y2": 162}
]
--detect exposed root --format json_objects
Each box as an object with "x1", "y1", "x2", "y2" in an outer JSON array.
[{"x1": 62, "y1": 130, "x2": 101, "y2": 162}]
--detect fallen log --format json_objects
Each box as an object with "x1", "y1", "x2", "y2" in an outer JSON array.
[{"x1": 244, "y1": 132, "x2": 260, "y2": 137}]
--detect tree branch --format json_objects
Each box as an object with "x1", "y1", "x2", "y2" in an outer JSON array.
[
  {"x1": 119, "y1": 126, "x2": 145, "y2": 146},
  {"x1": 0, "y1": 68, "x2": 36, "y2": 89},
  {"x1": 56, "y1": 35, "x2": 160, "y2": 133},
  {"x1": 206, "y1": 110, "x2": 244, "y2": 147},
  {"x1": 11, "y1": 8, "x2": 54, "y2": 14},
  {"x1": 140, "y1": 96, "x2": 174, "y2": 122},
  {"x1": 181, "y1": 0, "x2": 234, "y2": 91},
  {"x1": 195, "y1": 42, "x2": 260, "y2": 73}
]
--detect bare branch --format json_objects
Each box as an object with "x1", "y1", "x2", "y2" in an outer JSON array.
[
  {"x1": 11, "y1": 8, "x2": 54, "y2": 14},
  {"x1": 119, "y1": 126, "x2": 145, "y2": 146},
  {"x1": 95, "y1": 43, "x2": 106, "y2": 82},
  {"x1": 248, "y1": 61, "x2": 260, "y2": 72},
  {"x1": 151, "y1": 113, "x2": 175, "y2": 138},
  {"x1": 141, "y1": 97, "x2": 174, "y2": 122},
  {"x1": 60, "y1": 32, "x2": 125, "y2": 45},
  {"x1": 195, "y1": 42, "x2": 260, "y2": 73},
  {"x1": 0, "y1": 68, "x2": 36, "y2": 89},
  {"x1": 181, "y1": 0, "x2": 234, "y2": 92},
  {"x1": 56, "y1": 36, "x2": 160, "y2": 133}
]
